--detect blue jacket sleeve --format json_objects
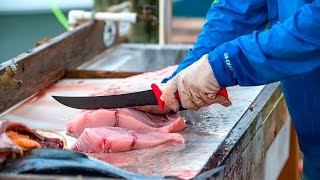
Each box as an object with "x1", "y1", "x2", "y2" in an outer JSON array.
[
  {"x1": 162, "y1": 0, "x2": 269, "y2": 83},
  {"x1": 210, "y1": 1, "x2": 320, "y2": 87}
]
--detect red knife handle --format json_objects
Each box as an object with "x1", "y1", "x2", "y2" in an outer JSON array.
[
  {"x1": 217, "y1": 87, "x2": 229, "y2": 100},
  {"x1": 151, "y1": 84, "x2": 166, "y2": 112},
  {"x1": 151, "y1": 84, "x2": 229, "y2": 112}
]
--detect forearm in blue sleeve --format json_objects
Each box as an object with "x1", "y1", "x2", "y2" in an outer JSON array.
[
  {"x1": 210, "y1": 1, "x2": 320, "y2": 87},
  {"x1": 162, "y1": 0, "x2": 269, "y2": 83}
]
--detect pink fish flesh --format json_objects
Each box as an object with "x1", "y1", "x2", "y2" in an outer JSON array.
[
  {"x1": 66, "y1": 66, "x2": 187, "y2": 138},
  {"x1": 67, "y1": 108, "x2": 186, "y2": 138},
  {"x1": 71, "y1": 127, "x2": 185, "y2": 153}
]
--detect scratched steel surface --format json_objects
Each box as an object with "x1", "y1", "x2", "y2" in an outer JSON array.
[
  {"x1": 0, "y1": 44, "x2": 264, "y2": 179},
  {"x1": 77, "y1": 44, "x2": 191, "y2": 72}
]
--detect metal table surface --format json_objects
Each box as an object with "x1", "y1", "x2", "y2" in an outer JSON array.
[{"x1": 0, "y1": 44, "x2": 283, "y2": 179}]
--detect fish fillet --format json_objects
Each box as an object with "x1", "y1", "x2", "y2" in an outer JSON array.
[
  {"x1": 71, "y1": 127, "x2": 185, "y2": 153},
  {"x1": 66, "y1": 66, "x2": 187, "y2": 138},
  {"x1": 67, "y1": 108, "x2": 186, "y2": 138}
]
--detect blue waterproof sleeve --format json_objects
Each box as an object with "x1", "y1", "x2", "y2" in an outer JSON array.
[
  {"x1": 162, "y1": 0, "x2": 269, "y2": 83},
  {"x1": 210, "y1": 1, "x2": 320, "y2": 87}
]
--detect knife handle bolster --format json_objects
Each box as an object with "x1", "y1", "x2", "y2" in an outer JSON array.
[
  {"x1": 151, "y1": 84, "x2": 165, "y2": 112},
  {"x1": 151, "y1": 83, "x2": 183, "y2": 112},
  {"x1": 217, "y1": 88, "x2": 229, "y2": 100}
]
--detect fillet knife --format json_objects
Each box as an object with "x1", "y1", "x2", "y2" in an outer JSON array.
[{"x1": 52, "y1": 83, "x2": 229, "y2": 111}]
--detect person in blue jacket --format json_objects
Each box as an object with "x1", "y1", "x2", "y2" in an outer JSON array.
[{"x1": 159, "y1": 0, "x2": 320, "y2": 179}]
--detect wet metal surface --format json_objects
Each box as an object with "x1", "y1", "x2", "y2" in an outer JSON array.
[
  {"x1": 78, "y1": 44, "x2": 190, "y2": 72},
  {"x1": 0, "y1": 44, "x2": 265, "y2": 179},
  {"x1": 1, "y1": 78, "x2": 264, "y2": 179},
  {"x1": 1, "y1": 79, "x2": 116, "y2": 131}
]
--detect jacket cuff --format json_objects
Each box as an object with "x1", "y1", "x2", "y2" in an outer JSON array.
[{"x1": 208, "y1": 47, "x2": 237, "y2": 87}]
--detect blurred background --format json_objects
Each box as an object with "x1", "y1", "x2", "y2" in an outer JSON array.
[{"x1": 0, "y1": 0, "x2": 212, "y2": 63}]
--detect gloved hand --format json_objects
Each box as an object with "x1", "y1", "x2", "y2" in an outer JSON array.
[{"x1": 161, "y1": 54, "x2": 232, "y2": 111}]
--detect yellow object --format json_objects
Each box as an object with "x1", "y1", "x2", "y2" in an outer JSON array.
[
  {"x1": 7, "y1": 131, "x2": 41, "y2": 150},
  {"x1": 0, "y1": 67, "x2": 22, "y2": 90}
]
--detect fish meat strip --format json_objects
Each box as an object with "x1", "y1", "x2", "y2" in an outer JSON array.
[
  {"x1": 66, "y1": 66, "x2": 187, "y2": 138},
  {"x1": 67, "y1": 108, "x2": 186, "y2": 138},
  {"x1": 71, "y1": 127, "x2": 185, "y2": 153}
]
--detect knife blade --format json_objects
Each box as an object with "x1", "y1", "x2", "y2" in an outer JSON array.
[
  {"x1": 52, "y1": 84, "x2": 229, "y2": 111},
  {"x1": 53, "y1": 89, "x2": 158, "y2": 110}
]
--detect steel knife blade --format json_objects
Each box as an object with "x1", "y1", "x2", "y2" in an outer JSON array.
[
  {"x1": 52, "y1": 83, "x2": 229, "y2": 111},
  {"x1": 52, "y1": 89, "x2": 158, "y2": 110}
]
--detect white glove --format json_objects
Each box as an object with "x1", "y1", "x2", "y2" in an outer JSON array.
[{"x1": 161, "y1": 54, "x2": 232, "y2": 111}]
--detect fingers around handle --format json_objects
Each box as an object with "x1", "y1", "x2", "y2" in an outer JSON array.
[
  {"x1": 151, "y1": 83, "x2": 165, "y2": 112},
  {"x1": 173, "y1": 92, "x2": 185, "y2": 111},
  {"x1": 152, "y1": 84, "x2": 229, "y2": 112},
  {"x1": 151, "y1": 83, "x2": 181, "y2": 112},
  {"x1": 217, "y1": 88, "x2": 229, "y2": 100}
]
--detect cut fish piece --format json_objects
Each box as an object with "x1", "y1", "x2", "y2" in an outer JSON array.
[
  {"x1": 91, "y1": 66, "x2": 178, "y2": 96},
  {"x1": 66, "y1": 108, "x2": 186, "y2": 138},
  {"x1": 116, "y1": 109, "x2": 186, "y2": 132},
  {"x1": 71, "y1": 127, "x2": 185, "y2": 153},
  {"x1": 66, "y1": 109, "x2": 117, "y2": 138},
  {"x1": 66, "y1": 66, "x2": 187, "y2": 138}
]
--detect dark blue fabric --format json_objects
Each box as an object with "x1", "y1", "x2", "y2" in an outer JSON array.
[
  {"x1": 164, "y1": 0, "x2": 320, "y2": 178},
  {"x1": 162, "y1": 0, "x2": 269, "y2": 83}
]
